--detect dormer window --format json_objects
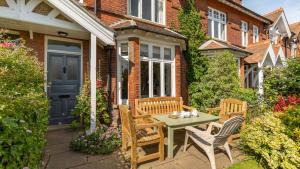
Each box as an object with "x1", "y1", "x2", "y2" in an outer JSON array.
[
  {"x1": 241, "y1": 21, "x2": 248, "y2": 47},
  {"x1": 208, "y1": 7, "x2": 227, "y2": 41},
  {"x1": 128, "y1": 0, "x2": 165, "y2": 24},
  {"x1": 253, "y1": 25, "x2": 259, "y2": 43}
]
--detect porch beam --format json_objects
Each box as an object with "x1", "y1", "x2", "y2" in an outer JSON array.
[
  {"x1": 90, "y1": 33, "x2": 97, "y2": 133},
  {"x1": 258, "y1": 67, "x2": 264, "y2": 99}
]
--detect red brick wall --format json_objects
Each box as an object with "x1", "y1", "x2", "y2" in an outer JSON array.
[
  {"x1": 175, "y1": 45, "x2": 182, "y2": 98},
  {"x1": 196, "y1": 0, "x2": 268, "y2": 47},
  {"x1": 20, "y1": 31, "x2": 45, "y2": 63}
]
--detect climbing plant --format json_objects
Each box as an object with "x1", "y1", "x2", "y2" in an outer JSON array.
[{"x1": 177, "y1": 0, "x2": 207, "y2": 83}]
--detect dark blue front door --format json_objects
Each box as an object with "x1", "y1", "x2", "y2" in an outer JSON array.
[{"x1": 47, "y1": 52, "x2": 81, "y2": 125}]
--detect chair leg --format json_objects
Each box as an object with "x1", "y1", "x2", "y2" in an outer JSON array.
[
  {"x1": 131, "y1": 145, "x2": 138, "y2": 169},
  {"x1": 224, "y1": 142, "x2": 233, "y2": 163},
  {"x1": 159, "y1": 138, "x2": 164, "y2": 161},
  {"x1": 121, "y1": 132, "x2": 127, "y2": 151},
  {"x1": 183, "y1": 131, "x2": 189, "y2": 152},
  {"x1": 206, "y1": 147, "x2": 216, "y2": 169}
]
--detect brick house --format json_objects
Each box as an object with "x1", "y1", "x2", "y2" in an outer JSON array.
[
  {"x1": 197, "y1": 1, "x2": 295, "y2": 96},
  {"x1": 0, "y1": 0, "x2": 298, "y2": 129}
]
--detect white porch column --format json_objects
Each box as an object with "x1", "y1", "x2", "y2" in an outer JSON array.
[
  {"x1": 90, "y1": 33, "x2": 97, "y2": 133},
  {"x1": 258, "y1": 66, "x2": 264, "y2": 100}
]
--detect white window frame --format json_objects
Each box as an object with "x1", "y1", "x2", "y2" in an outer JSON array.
[
  {"x1": 128, "y1": 0, "x2": 166, "y2": 25},
  {"x1": 117, "y1": 41, "x2": 129, "y2": 105},
  {"x1": 208, "y1": 7, "x2": 227, "y2": 41},
  {"x1": 236, "y1": 58, "x2": 241, "y2": 77},
  {"x1": 241, "y1": 21, "x2": 248, "y2": 47},
  {"x1": 253, "y1": 25, "x2": 259, "y2": 43},
  {"x1": 139, "y1": 42, "x2": 175, "y2": 98}
]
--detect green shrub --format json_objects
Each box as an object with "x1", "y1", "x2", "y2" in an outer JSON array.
[
  {"x1": 280, "y1": 106, "x2": 300, "y2": 143},
  {"x1": 0, "y1": 44, "x2": 48, "y2": 168},
  {"x1": 70, "y1": 127, "x2": 121, "y2": 155},
  {"x1": 72, "y1": 77, "x2": 109, "y2": 129},
  {"x1": 241, "y1": 113, "x2": 300, "y2": 169},
  {"x1": 264, "y1": 57, "x2": 300, "y2": 108},
  {"x1": 190, "y1": 51, "x2": 241, "y2": 111}
]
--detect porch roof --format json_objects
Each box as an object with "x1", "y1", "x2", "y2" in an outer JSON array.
[
  {"x1": 110, "y1": 19, "x2": 187, "y2": 40},
  {"x1": 199, "y1": 39, "x2": 252, "y2": 55}
]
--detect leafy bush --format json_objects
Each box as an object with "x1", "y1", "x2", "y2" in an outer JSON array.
[
  {"x1": 280, "y1": 106, "x2": 300, "y2": 143},
  {"x1": 264, "y1": 57, "x2": 300, "y2": 108},
  {"x1": 273, "y1": 96, "x2": 300, "y2": 112},
  {"x1": 70, "y1": 126, "x2": 121, "y2": 155},
  {"x1": 0, "y1": 43, "x2": 48, "y2": 168},
  {"x1": 190, "y1": 51, "x2": 241, "y2": 111},
  {"x1": 72, "y1": 77, "x2": 110, "y2": 129},
  {"x1": 241, "y1": 113, "x2": 300, "y2": 169}
]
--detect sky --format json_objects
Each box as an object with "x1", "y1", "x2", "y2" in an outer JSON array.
[{"x1": 243, "y1": 0, "x2": 300, "y2": 24}]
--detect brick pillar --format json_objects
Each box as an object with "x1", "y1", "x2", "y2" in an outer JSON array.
[
  {"x1": 175, "y1": 46, "x2": 182, "y2": 97},
  {"x1": 128, "y1": 37, "x2": 140, "y2": 112},
  {"x1": 240, "y1": 58, "x2": 245, "y2": 87}
]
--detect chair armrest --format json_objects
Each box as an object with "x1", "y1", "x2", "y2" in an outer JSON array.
[
  {"x1": 207, "y1": 122, "x2": 223, "y2": 134},
  {"x1": 133, "y1": 114, "x2": 151, "y2": 119},
  {"x1": 136, "y1": 107, "x2": 148, "y2": 115},
  {"x1": 136, "y1": 122, "x2": 165, "y2": 130},
  {"x1": 206, "y1": 107, "x2": 220, "y2": 115},
  {"x1": 183, "y1": 105, "x2": 194, "y2": 112}
]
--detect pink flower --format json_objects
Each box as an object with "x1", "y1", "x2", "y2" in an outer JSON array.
[
  {"x1": 0, "y1": 42, "x2": 15, "y2": 48},
  {"x1": 96, "y1": 80, "x2": 101, "y2": 88}
]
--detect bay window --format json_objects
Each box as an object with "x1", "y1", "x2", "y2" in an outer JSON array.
[
  {"x1": 208, "y1": 7, "x2": 226, "y2": 41},
  {"x1": 253, "y1": 25, "x2": 259, "y2": 43},
  {"x1": 129, "y1": 0, "x2": 165, "y2": 24},
  {"x1": 241, "y1": 21, "x2": 248, "y2": 47},
  {"x1": 140, "y1": 43, "x2": 175, "y2": 98},
  {"x1": 118, "y1": 43, "x2": 129, "y2": 104}
]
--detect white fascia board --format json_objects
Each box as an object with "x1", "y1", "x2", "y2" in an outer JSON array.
[
  {"x1": 199, "y1": 39, "x2": 227, "y2": 49},
  {"x1": 260, "y1": 44, "x2": 276, "y2": 67},
  {"x1": 271, "y1": 13, "x2": 291, "y2": 38},
  {"x1": 276, "y1": 47, "x2": 286, "y2": 66},
  {"x1": 47, "y1": 0, "x2": 115, "y2": 45}
]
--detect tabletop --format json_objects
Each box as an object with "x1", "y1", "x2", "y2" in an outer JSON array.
[{"x1": 153, "y1": 112, "x2": 219, "y2": 128}]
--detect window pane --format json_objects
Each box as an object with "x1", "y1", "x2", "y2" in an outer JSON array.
[
  {"x1": 49, "y1": 54, "x2": 63, "y2": 81},
  {"x1": 140, "y1": 61, "x2": 149, "y2": 98},
  {"x1": 208, "y1": 8, "x2": 212, "y2": 17},
  {"x1": 130, "y1": 0, "x2": 139, "y2": 17},
  {"x1": 208, "y1": 19, "x2": 212, "y2": 37},
  {"x1": 66, "y1": 55, "x2": 80, "y2": 80},
  {"x1": 221, "y1": 23, "x2": 225, "y2": 40},
  {"x1": 142, "y1": 0, "x2": 152, "y2": 20},
  {"x1": 214, "y1": 21, "x2": 219, "y2": 38},
  {"x1": 164, "y1": 63, "x2": 172, "y2": 96},
  {"x1": 164, "y1": 48, "x2": 172, "y2": 60},
  {"x1": 213, "y1": 11, "x2": 219, "y2": 19},
  {"x1": 121, "y1": 43, "x2": 128, "y2": 56},
  {"x1": 153, "y1": 46, "x2": 160, "y2": 59},
  {"x1": 48, "y1": 40, "x2": 81, "y2": 53},
  {"x1": 155, "y1": 0, "x2": 164, "y2": 23},
  {"x1": 153, "y1": 62, "x2": 161, "y2": 97},
  {"x1": 140, "y1": 44, "x2": 149, "y2": 57},
  {"x1": 121, "y1": 57, "x2": 129, "y2": 100}
]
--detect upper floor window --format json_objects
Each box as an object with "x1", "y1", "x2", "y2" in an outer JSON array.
[
  {"x1": 253, "y1": 25, "x2": 259, "y2": 43},
  {"x1": 241, "y1": 21, "x2": 248, "y2": 47},
  {"x1": 129, "y1": 0, "x2": 165, "y2": 24},
  {"x1": 208, "y1": 8, "x2": 226, "y2": 41}
]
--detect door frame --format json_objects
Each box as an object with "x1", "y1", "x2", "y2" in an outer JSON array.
[{"x1": 44, "y1": 36, "x2": 83, "y2": 93}]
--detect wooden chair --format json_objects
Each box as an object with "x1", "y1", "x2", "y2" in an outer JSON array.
[
  {"x1": 135, "y1": 97, "x2": 193, "y2": 116},
  {"x1": 207, "y1": 98, "x2": 247, "y2": 142},
  {"x1": 184, "y1": 116, "x2": 245, "y2": 169},
  {"x1": 119, "y1": 105, "x2": 165, "y2": 169}
]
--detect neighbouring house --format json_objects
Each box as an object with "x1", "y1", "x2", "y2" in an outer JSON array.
[
  {"x1": 0, "y1": 0, "x2": 187, "y2": 130},
  {"x1": 197, "y1": 1, "x2": 297, "y2": 96},
  {"x1": 290, "y1": 21, "x2": 300, "y2": 57}
]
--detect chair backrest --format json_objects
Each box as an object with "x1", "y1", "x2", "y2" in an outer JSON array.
[
  {"x1": 220, "y1": 98, "x2": 247, "y2": 117},
  {"x1": 135, "y1": 97, "x2": 183, "y2": 115},
  {"x1": 213, "y1": 116, "x2": 244, "y2": 146},
  {"x1": 119, "y1": 105, "x2": 136, "y2": 139}
]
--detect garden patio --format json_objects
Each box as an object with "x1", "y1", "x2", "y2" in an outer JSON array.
[{"x1": 42, "y1": 128, "x2": 246, "y2": 169}]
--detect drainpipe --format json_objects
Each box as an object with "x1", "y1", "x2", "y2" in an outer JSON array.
[
  {"x1": 107, "y1": 46, "x2": 113, "y2": 114},
  {"x1": 94, "y1": 0, "x2": 98, "y2": 14},
  {"x1": 284, "y1": 37, "x2": 288, "y2": 57}
]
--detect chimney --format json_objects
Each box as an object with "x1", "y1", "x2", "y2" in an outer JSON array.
[{"x1": 232, "y1": 0, "x2": 242, "y2": 5}]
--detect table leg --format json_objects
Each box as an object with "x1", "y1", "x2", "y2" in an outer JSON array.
[{"x1": 167, "y1": 127, "x2": 174, "y2": 159}]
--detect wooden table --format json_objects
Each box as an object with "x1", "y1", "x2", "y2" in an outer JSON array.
[{"x1": 153, "y1": 112, "x2": 219, "y2": 159}]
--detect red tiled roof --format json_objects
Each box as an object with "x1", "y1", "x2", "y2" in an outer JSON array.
[
  {"x1": 199, "y1": 39, "x2": 251, "y2": 54},
  {"x1": 264, "y1": 8, "x2": 284, "y2": 22},
  {"x1": 110, "y1": 19, "x2": 187, "y2": 40},
  {"x1": 245, "y1": 40, "x2": 271, "y2": 64},
  {"x1": 290, "y1": 22, "x2": 300, "y2": 35}
]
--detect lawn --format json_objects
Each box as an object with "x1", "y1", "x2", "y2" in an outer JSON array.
[{"x1": 227, "y1": 159, "x2": 262, "y2": 169}]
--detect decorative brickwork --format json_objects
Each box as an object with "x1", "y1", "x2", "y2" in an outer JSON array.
[{"x1": 32, "y1": 2, "x2": 53, "y2": 16}]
